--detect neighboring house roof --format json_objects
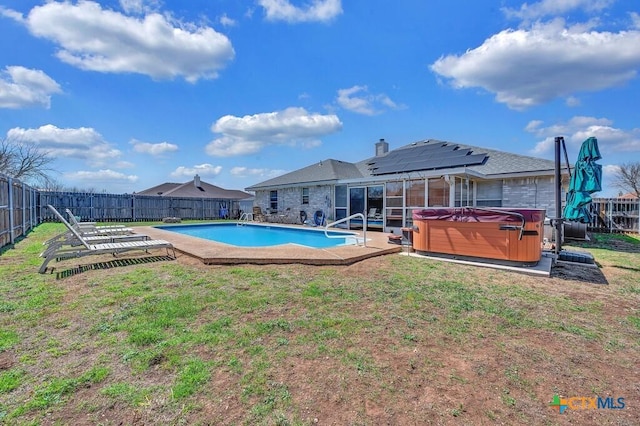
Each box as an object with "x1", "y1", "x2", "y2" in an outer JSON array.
[
  {"x1": 618, "y1": 192, "x2": 639, "y2": 199},
  {"x1": 137, "y1": 182, "x2": 182, "y2": 196},
  {"x1": 245, "y1": 159, "x2": 364, "y2": 190},
  {"x1": 247, "y1": 138, "x2": 561, "y2": 190},
  {"x1": 137, "y1": 176, "x2": 251, "y2": 199}
]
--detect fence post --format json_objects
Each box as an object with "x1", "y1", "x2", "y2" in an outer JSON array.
[
  {"x1": 8, "y1": 177, "x2": 14, "y2": 244},
  {"x1": 22, "y1": 182, "x2": 26, "y2": 235}
]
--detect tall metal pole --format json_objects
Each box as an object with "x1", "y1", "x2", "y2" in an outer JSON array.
[{"x1": 554, "y1": 137, "x2": 563, "y2": 256}]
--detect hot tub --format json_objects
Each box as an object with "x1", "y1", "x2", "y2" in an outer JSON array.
[{"x1": 412, "y1": 207, "x2": 545, "y2": 265}]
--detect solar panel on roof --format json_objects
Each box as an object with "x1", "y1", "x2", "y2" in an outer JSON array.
[{"x1": 367, "y1": 143, "x2": 488, "y2": 175}]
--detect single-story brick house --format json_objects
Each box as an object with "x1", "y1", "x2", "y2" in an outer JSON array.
[{"x1": 245, "y1": 139, "x2": 567, "y2": 233}]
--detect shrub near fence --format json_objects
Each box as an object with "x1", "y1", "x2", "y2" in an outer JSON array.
[{"x1": 0, "y1": 173, "x2": 39, "y2": 247}]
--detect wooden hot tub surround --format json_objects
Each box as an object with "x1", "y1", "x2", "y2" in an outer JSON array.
[{"x1": 412, "y1": 207, "x2": 546, "y2": 265}]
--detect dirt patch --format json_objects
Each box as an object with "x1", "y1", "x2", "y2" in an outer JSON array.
[
  {"x1": 551, "y1": 262, "x2": 609, "y2": 284},
  {"x1": 0, "y1": 351, "x2": 15, "y2": 370}
]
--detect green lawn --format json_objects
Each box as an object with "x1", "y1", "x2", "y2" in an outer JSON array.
[{"x1": 0, "y1": 223, "x2": 638, "y2": 425}]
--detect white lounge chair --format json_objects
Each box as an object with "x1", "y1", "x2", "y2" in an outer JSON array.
[
  {"x1": 42, "y1": 218, "x2": 150, "y2": 258},
  {"x1": 65, "y1": 208, "x2": 131, "y2": 234},
  {"x1": 44, "y1": 206, "x2": 134, "y2": 248},
  {"x1": 40, "y1": 205, "x2": 175, "y2": 273},
  {"x1": 368, "y1": 208, "x2": 382, "y2": 220}
]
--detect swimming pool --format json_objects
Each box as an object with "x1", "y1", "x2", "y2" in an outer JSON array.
[{"x1": 155, "y1": 223, "x2": 357, "y2": 248}]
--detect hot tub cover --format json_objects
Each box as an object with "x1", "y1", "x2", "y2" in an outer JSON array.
[{"x1": 412, "y1": 207, "x2": 545, "y2": 224}]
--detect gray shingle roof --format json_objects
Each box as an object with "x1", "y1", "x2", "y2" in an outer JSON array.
[
  {"x1": 137, "y1": 179, "x2": 250, "y2": 199},
  {"x1": 411, "y1": 139, "x2": 556, "y2": 176},
  {"x1": 245, "y1": 159, "x2": 364, "y2": 190},
  {"x1": 247, "y1": 139, "x2": 558, "y2": 190}
]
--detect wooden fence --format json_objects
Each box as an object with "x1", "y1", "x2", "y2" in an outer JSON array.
[
  {"x1": 589, "y1": 197, "x2": 640, "y2": 233},
  {"x1": 0, "y1": 173, "x2": 40, "y2": 247},
  {"x1": 0, "y1": 183, "x2": 245, "y2": 251},
  {"x1": 39, "y1": 192, "x2": 242, "y2": 222}
]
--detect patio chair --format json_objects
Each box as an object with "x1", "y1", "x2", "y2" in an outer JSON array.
[
  {"x1": 40, "y1": 205, "x2": 175, "y2": 273},
  {"x1": 45, "y1": 206, "x2": 133, "y2": 248},
  {"x1": 41, "y1": 231, "x2": 152, "y2": 259},
  {"x1": 278, "y1": 208, "x2": 293, "y2": 224},
  {"x1": 313, "y1": 210, "x2": 325, "y2": 227},
  {"x1": 43, "y1": 208, "x2": 151, "y2": 258},
  {"x1": 65, "y1": 208, "x2": 131, "y2": 234},
  {"x1": 265, "y1": 208, "x2": 279, "y2": 223},
  {"x1": 368, "y1": 207, "x2": 382, "y2": 220}
]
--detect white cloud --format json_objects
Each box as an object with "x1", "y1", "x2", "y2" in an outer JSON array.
[
  {"x1": 6, "y1": 124, "x2": 122, "y2": 166},
  {"x1": 502, "y1": 0, "x2": 614, "y2": 22},
  {"x1": 130, "y1": 139, "x2": 178, "y2": 155},
  {"x1": 119, "y1": 0, "x2": 160, "y2": 15},
  {"x1": 603, "y1": 164, "x2": 620, "y2": 177},
  {"x1": 206, "y1": 107, "x2": 342, "y2": 156},
  {"x1": 632, "y1": 12, "x2": 640, "y2": 29},
  {"x1": 219, "y1": 13, "x2": 237, "y2": 27},
  {"x1": 336, "y1": 85, "x2": 404, "y2": 115},
  {"x1": 230, "y1": 166, "x2": 287, "y2": 179},
  {"x1": 526, "y1": 116, "x2": 640, "y2": 154},
  {"x1": 170, "y1": 164, "x2": 222, "y2": 178},
  {"x1": 565, "y1": 96, "x2": 581, "y2": 107},
  {"x1": 431, "y1": 19, "x2": 640, "y2": 109},
  {"x1": 0, "y1": 6, "x2": 23, "y2": 22},
  {"x1": 8, "y1": 2, "x2": 234, "y2": 82},
  {"x1": 258, "y1": 0, "x2": 342, "y2": 23},
  {"x1": 116, "y1": 160, "x2": 136, "y2": 169},
  {"x1": 64, "y1": 169, "x2": 138, "y2": 183},
  {"x1": 0, "y1": 66, "x2": 62, "y2": 109}
]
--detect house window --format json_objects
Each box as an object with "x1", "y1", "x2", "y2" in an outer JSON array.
[
  {"x1": 385, "y1": 181, "x2": 404, "y2": 229},
  {"x1": 405, "y1": 179, "x2": 425, "y2": 227},
  {"x1": 301, "y1": 187, "x2": 309, "y2": 205},
  {"x1": 334, "y1": 185, "x2": 348, "y2": 224},
  {"x1": 269, "y1": 190, "x2": 278, "y2": 211},
  {"x1": 454, "y1": 177, "x2": 473, "y2": 207},
  {"x1": 428, "y1": 178, "x2": 449, "y2": 207},
  {"x1": 476, "y1": 180, "x2": 503, "y2": 207},
  {"x1": 406, "y1": 179, "x2": 425, "y2": 207}
]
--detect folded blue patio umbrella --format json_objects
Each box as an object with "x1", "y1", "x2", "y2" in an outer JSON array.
[{"x1": 563, "y1": 137, "x2": 602, "y2": 223}]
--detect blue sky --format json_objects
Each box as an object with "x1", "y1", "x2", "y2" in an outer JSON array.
[{"x1": 1, "y1": 0, "x2": 639, "y2": 196}]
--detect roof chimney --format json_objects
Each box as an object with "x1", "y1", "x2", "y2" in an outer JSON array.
[
  {"x1": 194, "y1": 174, "x2": 201, "y2": 188},
  {"x1": 375, "y1": 138, "x2": 389, "y2": 156}
]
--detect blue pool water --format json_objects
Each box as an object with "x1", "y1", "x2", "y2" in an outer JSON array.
[{"x1": 156, "y1": 223, "x2": 357, "y2": 248}]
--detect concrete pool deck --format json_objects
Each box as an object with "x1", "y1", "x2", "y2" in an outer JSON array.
[{"x1": 136, "y1": 222, "x2": 402, "y2": 266}]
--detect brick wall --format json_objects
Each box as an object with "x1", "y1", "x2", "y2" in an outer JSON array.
[
  {"x1": 254, "y1": 185, "x2": 333, "y2": 223},
  {"x1": 502, "y1": 176, "x2": 559, "y2": 217}
]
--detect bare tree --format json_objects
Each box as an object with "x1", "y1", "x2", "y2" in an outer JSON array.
[
  {"x1": 0, "y1": 137, "x2": 56, "y2": 184},
  {"x1": 614, "y1": 162, "x2": 640, "y2": 197}
]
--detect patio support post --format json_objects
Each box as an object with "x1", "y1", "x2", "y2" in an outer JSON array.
[{"x1": 554, "y1": 136, "x2": 563, "y2": 256}]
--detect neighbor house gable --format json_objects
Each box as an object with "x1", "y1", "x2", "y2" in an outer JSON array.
[{"x1": 138, "y1": 176, "x2": 250, "y2": 199}]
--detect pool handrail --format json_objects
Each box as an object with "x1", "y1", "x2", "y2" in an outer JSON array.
[
  {"x1": 325, "y1": 213, "x2": 366, "y2": 247},
  {"x1": 237, "y1": 212, "x2": 253, "y2": 225}
]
